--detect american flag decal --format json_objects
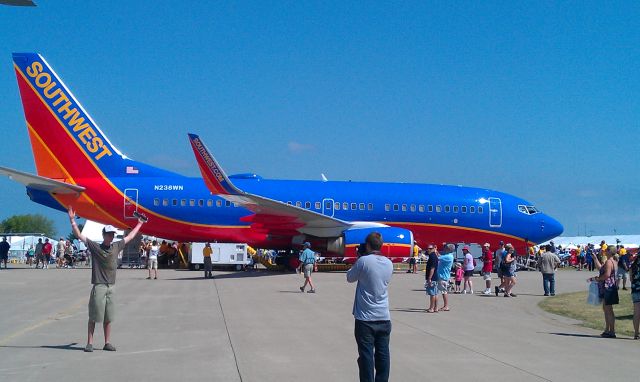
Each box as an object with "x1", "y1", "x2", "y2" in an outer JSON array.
[{"x1": 126, "y1": 166, "x2": 139, "y2": 174}]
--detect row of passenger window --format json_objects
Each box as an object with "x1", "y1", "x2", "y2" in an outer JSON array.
[
  {"x1": 153, "y1": 198, "x2": 238, "y2": 208},
  {"x1": 287, "y1": 201, "x2": 374, "y2": 211},
  {"x1": 384, "y1": 203, "x2": 484, "y2": 214},
  {"x1": 152, "y1": 198, "x2": 484, "y2": 215}
]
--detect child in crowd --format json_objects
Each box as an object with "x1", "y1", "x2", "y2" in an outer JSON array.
[{"x1": 454, "y1": 262, "x2": 463, "y2": 294}]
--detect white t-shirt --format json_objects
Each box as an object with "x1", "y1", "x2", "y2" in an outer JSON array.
[{"x1": 149, "y1": 245, "x2": 159, "y2": 260}]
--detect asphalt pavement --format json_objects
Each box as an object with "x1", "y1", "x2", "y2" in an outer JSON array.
[{"x1": 0, "y1": 265, "x2": 637, "y2": 382}]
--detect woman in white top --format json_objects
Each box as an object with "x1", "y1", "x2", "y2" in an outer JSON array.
[{"x1": 147, "y1": 240, "x2": 159, "y2": 279}]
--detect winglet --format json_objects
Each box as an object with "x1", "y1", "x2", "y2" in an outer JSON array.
[{"x1": 188, "y1": 133, "x2": 242, "y2": 195}]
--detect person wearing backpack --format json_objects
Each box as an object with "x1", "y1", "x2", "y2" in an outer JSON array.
[{"x1": 298, "y1": 242, "x2": 316, "y2": 293}]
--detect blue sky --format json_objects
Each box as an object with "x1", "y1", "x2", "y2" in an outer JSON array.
[{"x1": 0, "y1": 1, "x2": 638, "y2": 238}]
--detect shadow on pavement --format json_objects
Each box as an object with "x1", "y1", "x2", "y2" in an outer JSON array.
[
  {"x1": 545, "y1": 332, "x2": 602, "y2": 338},
  {"x1": 391, "y1": 308, "x2": 427, "y2": 313},
  {"x1": 0, "y1": 342, "x2": 84, "y2": 351}
]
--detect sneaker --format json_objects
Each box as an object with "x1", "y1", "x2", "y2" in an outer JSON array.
[
  {"x1": 84, "y1": 344, "x2": 93, "y2": 352},
  {"x1": 544, "y1": 293, "x2": 549, "y2": 296},
  {"x1": 307, "y1": 289, "x2": 316, "y2": 293},
  {"x1": 483, "y1": 290, "x2": 491, "y2": 295},
  {"x1": 509, "y1": 293, "x2": 517, "y2": 297},
  {"x1": 299, "y1": 286, "x2": 305, "y2": 292},
  {"x1": 462, "y1": 290, "x2": 467, "y2": 294},
  {"x1": 495, "y1": 286, "x2": 499, "y2": 297},
  {"x1": 103, "y1": 343, "x2": 116, "y2": 351},
  {"x1": 550, "y1": 293, "x2": 555, "y2": 296},
  {"x1": 469, "y1": 290, "x2": 474, "y2": 294},
  {"x1": 504, "y1": 294, "x2": 510, "y2": 297}
]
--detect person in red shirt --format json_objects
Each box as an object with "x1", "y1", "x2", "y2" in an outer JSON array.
[
  {"x1": 42, "y1": 238, "x2": 53, "y2": 269},
  {"x1": 481, "y1": 243, "x2": 493, "y2": 295}
]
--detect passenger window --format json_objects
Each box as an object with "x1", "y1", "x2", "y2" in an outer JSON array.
[
  {"x1": 296, "y1": 201, "x2": 302, "y2": 207},
  {"x1": 233, "y1": 202, "x2": 239, "y2": 207},
  {"x1": 351, "y1": 203, "x2": 357, "y2": 210},
  {"x1": 305, "y1": 201, "x2": 311, "y2": 209},
  {"x1": 428, "y1": 205, "x2": 434, "y2": 212},
  {"x1": 445, "y1": 205, "x2": 450, "y2": 213},
  {"x1": 367, "y1": 203, "x2": 373, "y2": 211},
  {"x1": 385, "y1": 204, "x2": 390, "y2": 211},
  {"x1": 153, "y1": 198, "x2": 160, "y2": 206},
  {"x1": 343, "y1": 202, "x2": 348, "y2": 210},
  {"x1": 335, "y1": 202, "x2": 341, "y2": 210},
  {"x1": 393, "y1": 204, "x2": 399, "y2": 211},
  {"x1": 225, "y1": 200, "x2": 231, "y2": 207},
  {"x1": 410, "y1": 204, "x2": 416, "y2": 212},
  {"x1": 435, "y1": 205, "x2": 442, "y2": 213},
  {"x1": 453, "y1": 206, "x2": 459, "y2": 213},
  {"x1": 418, "y1": 205, "x2": 425, "y2": 212},
  {"x1": 216, "y1": 200, "x2": 222, "y2": 207},
  {"x1": 162, "y1": 199, "x2": 169, "y2": 207},
  {"x1": 469, "y1": 206, "x2": 475, "y2": 213},
  {"x1": 461, "y1": 206, "x2": 467, "y2": 213},
  {"x1": 315, "y1": 202, "x2": 321, "y2": 209},
  {"x1": 172, "y1": 199, "x2": 178, "y2": 206},
  {"x1": 189, "y1": 199, "x2": 195, "y2": 207},
  {"x1": 198, "y1": 199, "x2": 204, "y2": 207},
  {"x1": 207, "y1": 200, "x2": 213, "y2": 207},
  {"x1": 478, "y1": 206, "x2": 483, "y2": 214},
  {"x1": 401, "y1": 204, "x2": 407, "y2": 212},
  {"x1": 359, "y1": 203, "x2": 365, "y2": 210},
  {"x1": 327, "y1": 201, "x2": 333, "y2": 209},
  {"x1": 181, "y1": 199, "x2": 186, "y2": 207},
  {"x1": 287, "y1": 201, "x2": 292, "y2": 205}
]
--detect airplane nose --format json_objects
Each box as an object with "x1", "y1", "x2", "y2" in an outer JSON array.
[{"x1": 540, "y1": 214, "x2": 563, "y2": 241}]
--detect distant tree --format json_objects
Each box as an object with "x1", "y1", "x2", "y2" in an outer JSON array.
[
  {"x1": 0, "y1": 214, "x2": 56, "y2": 238},
  {"x1": 67, "y1": 223, "x2": 84, "y2": 242}
]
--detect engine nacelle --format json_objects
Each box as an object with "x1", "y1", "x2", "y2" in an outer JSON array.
[{"x1": 327, "y1": 227, "x2": 414, "y2": 262}]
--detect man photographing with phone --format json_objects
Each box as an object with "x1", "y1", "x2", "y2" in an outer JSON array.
[
  {"x1": 346, "y1": 232, "x2": 393, "y2": 382},
  {"x1": 68, "y1": 206, "x2": 147, "y2": 352}
]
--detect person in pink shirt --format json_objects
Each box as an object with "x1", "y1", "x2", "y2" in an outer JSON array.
[
  {"x1": 462, "y1": 246, "x2": 474, "y2": 294},
  {"x1": 454, "y1": 262, "x2": 463, "y2": 293}
]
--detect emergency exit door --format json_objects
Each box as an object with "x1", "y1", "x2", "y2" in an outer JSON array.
[{"x1": 124, "y1": 188, "x2": 139, "y2": 220}]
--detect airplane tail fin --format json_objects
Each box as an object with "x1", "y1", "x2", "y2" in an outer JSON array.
[
  {"x1": 12, "y1": 53, "x2": 127, "y2": 182},
  {"x1": 187, "y1": 133, "x2": 242, "y2": 195}
]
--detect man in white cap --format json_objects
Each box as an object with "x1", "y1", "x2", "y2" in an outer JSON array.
[
  {"x1": 298, "y1": 242, "x2": 316, "y2": 293},
  {"x1": 68, "y1": 206, "x2": 146, "y2": 352}
]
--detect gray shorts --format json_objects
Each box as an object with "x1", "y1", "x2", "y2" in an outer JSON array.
[
  {"x1": 89, "y1": 284, "x2": 115, "y2": 323},
  {"x1": 617, "y1": 269, "x2": 627, "y2": 279},
  {"x1": 632, "y1": 292, "x2": 640, "y2": 304},
  {"x1": 303, "y1": 264, "x2": 314, "y2": 278},
  {"x1": 437, "y1": 280, "x2": 449, "y2": 294}
]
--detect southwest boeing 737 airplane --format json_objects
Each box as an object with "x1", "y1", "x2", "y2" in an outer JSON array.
[{"x1": 1, "y1": 53, "x2": 563, "y2": 262}]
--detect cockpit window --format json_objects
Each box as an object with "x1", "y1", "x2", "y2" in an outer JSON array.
[{"x1": 518, "y1": 205, "x2": 540, "y2": 215}]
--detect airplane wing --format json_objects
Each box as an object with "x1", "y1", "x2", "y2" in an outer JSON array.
[
  {"x1": 0, "y1": 166, "x2": 85, "y2": 195},
  {"x1": 188, "y1": 134, "x2": 379, "y2": 237}
]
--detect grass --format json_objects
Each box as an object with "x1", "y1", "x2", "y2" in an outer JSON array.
[{"x1": 539, "y1": 290, "x2": 637, "y2": 337}]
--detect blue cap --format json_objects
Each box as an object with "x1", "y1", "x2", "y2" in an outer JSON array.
[{"x1": 303, "y1": 242, "x2": 311, "y2": 247}]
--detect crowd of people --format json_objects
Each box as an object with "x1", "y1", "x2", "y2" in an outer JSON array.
[{"x1": 1, "y1": 237, "x2": 91, "y2": 269}]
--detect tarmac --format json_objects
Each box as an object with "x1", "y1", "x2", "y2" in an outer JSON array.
[{"x1": 0, "y1": 265, "x2": 637, "y2": 382}]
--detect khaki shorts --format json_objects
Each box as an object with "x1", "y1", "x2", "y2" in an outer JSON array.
[
  {"x1": 89, "y1": 284, "x2": 115, "y2": 323},
  {"x1": 148, "y1": 258, "x2": 158, "y2": 270},
  {"x1": 303, "y1": 264, "x2": 314, "y2": 278}
]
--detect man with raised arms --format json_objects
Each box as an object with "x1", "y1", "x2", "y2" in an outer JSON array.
[{"x1": 68, "y1": 206, "x2": 146, "y2": 352}]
